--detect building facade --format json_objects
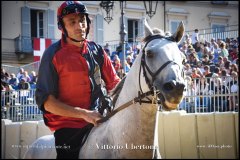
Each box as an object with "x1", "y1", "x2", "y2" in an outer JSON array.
[{"x1": 1, "y1": 1, "x2": 239, "y2": 66}]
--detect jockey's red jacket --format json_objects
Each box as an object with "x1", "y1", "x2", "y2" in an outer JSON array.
[{"x1": 36, "y1": 37, "x2": 120, "y2": 131}]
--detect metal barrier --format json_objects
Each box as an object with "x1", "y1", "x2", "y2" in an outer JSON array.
[
  {"x1": 1, "y1": 76, "x2": 238, "y2": 122},
  {"x1": 1, "y1": 89, "x2": 42, "y2": 122},
  {"x1": 179, "y1": 76, "x2": 239, "y2": 113}
]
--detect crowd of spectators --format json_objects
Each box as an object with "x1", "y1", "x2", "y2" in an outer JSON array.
[
  {"x1": 171, "y1": 33, "x2": 238, "y2": 112},
  {"x1": 1, "y1": 68, "x2": 37, "y2": 91},
  {"x1": 104, "y1": 32, "x2": 239, "y2": 112},
  {"x1": 1, "y1": 68, "x2": 38, "y2": 118},
  {"x1": 104, "y1": 42, "x2": 140, "y2": 78},
  {"x1": 1, "y1": 32, "x2": 239, "y2": 114}
]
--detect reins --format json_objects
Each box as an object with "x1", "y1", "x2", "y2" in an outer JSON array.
[
  {"x1": 96, "y1": 90, "x2": 155, "y2": 124},
  {"x1": 96, "y1": 34, "x2": 178, "y2": 125}
]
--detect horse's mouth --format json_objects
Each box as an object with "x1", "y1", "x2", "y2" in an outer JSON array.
[
  {"x1": 162, "y1": 101, "x2": 180, "y2": 110},
  {"x1": 158, "y1": 93, "x2": 183, "y2": 110}
]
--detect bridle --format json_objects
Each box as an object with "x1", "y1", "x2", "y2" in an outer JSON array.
[
  {"x1": 96, "y1": 34, "x2": 183, "y2": 124},
  {"x1": 139, "y1": 34, "x2": 183, "y2": 104}
]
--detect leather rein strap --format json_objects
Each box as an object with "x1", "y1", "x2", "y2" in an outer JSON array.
[
  {"x1": 96, "y1": 91, "x2": 153, "y2": 124},
  {"x1": 96, "y1": 34, "x2": 176, "y2": 125}
]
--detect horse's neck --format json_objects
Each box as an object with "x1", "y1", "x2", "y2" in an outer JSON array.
[
  {"x1": 111, "y1": 52, "x2": 157, "y2": 152},
  {"x1": 115, "y1": 52, "x2": 149, "y2": 108}
]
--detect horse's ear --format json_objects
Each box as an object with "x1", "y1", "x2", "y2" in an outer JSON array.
[
  {"x1": 172, "y1": 21, "x2": 185, "y2": 43},
  {"x1": 144, "y1": 19, "x2": 153, "y2": 37}
]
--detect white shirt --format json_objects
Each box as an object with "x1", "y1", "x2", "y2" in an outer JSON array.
[{"x1": 191, "y1": 32, "x2": 199, "y2": 45}]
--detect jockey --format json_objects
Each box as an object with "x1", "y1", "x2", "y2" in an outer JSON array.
[{"x1": 35, "y1": 1, "x2": 120, "y2": 159}]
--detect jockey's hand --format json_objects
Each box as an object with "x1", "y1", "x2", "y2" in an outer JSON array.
[{"x1": 83, "y1": 110, "x2": 103, "y2": 127}]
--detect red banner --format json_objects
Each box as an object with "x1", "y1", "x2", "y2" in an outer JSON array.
[{"x1": 33, "y1": 38, "x2": 52, "y2": 62}]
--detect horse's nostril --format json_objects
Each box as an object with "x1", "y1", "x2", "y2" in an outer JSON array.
[
  {"x1": 163, "y1": 82, "x2": 174, "y2": 91},
  {"x1": 177, "y1": 83, "x2": 185, "y2": 92},
  {"x1": 163, "y1": 81, "x2": 185, "y2": 92}
]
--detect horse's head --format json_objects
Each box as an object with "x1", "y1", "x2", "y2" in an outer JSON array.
[{"x1": 142, "y1": 20, "x2": 186, "y2": 110}]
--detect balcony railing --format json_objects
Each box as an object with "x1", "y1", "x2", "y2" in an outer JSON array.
[{"x1": 185, "y1": 24, "x2": 238, "y2": 42}]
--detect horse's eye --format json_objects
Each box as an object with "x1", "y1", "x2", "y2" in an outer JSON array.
[{"x1": 146, "y1": 50, "x2": 154, "y2": 58}]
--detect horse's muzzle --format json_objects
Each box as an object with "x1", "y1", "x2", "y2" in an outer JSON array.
[{"x1": 163, "y1": 80, "x2": 185, "y2": 94}]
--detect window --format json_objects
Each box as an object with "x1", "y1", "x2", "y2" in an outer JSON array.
[
  {"x1": 170, "y1": 21, "x2": 181, "y2": 34},
  {"x1": 128, "y1": 19, "x2": 138, "y2": 43},
  {"x1": 31, "y1": 10, "x2": 44, "y2": 38},
  {"x1": 211, "y1": 24, "x2": 226, "y2": 40},
  {"x1": 212, "y1": 24, "x2": 225, "y2": 33}
]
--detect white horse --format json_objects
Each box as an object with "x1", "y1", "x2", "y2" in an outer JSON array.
[{"x1": 24, "y1": 20, "x2": 186, "y2": 159}]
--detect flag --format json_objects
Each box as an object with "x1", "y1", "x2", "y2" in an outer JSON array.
[{"x1": 33, "y1": 38, "x2": 52, "y2": 62}]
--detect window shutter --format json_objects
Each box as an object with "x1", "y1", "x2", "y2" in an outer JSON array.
[
  {"x1": 47, "y1": 9, "x2": 55, "y2": 39},
  {"x1": 21, "y1": 7, "x2": 32, "y2": 52},
  {"x1": 96, "y1": 14, "x2": 104, "y2": 45}
]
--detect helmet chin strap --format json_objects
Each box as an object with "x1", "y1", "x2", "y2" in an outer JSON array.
[{"x1": 68, "y1": 36, "x2": 85, "y2": 43}]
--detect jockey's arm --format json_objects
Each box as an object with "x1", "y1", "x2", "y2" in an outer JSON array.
[{"x1": 44, "y1": 95, "x2": 102, "y2": 126}]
